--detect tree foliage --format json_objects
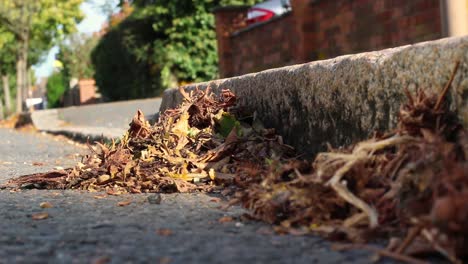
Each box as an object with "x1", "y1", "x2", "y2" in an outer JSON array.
[
  {"x1": 0, "y1": 0, "x2": 83, "y2": 112},
  {"x1": 0, "y1": 26, "x2": 16, "y2": 114},
  {"x1": 46, "y1": 71, "x2": 66, "y2": 108},
  {"x1": 58, "y1": 33, "x2": 100, "y2": 84},
  {"x1": 92, "y1": 15, "x2": 159, "y2": 100},
  {"x1": 0, "y1": 27, "x2": 15, "y2": 74},
  {"x1": 92, "y1": 0, "x2": 260, "y2": 101}
]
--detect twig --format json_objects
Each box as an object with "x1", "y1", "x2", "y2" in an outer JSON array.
[
  {"x1": 327, "y1": 162, "x2": 379, "y2": 228},
  {"x1": 404, "y1": 86, "x2": 415, "y2": 106},
  {"x1": 324, "y1": 135, "x2": 416, "y2": 228},
  {"x1": 434, "y1": 61, "x2": 460, "y2": 111},
  {"x1": 178, "y1": 86, "x2": 192, "y2": 101},
  {"x1": 343, "y1": 212, "x2": 368, "y2": 227},
  {"x1": 332, "y1": 243, "x2": 429, "y2": 264},
  {"x1": 421, "y1": 228, "x2": 461, "y2": 264},
  {"x1": 396, "y1": 225, "x2": 423, "y2": 254}
]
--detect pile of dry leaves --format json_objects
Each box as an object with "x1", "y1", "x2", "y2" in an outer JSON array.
[
  {"x1": 4, "y1": 63, "x2": 467, "y2": 263},
  {"x1": 5, "y1": 87, "x2": 294, "y2": 195},
  {"x1": 233, "y1": 62, "x2": 467, "y2": 263}
]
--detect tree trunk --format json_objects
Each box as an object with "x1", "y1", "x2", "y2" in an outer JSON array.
[
  {"x1": 15, "y1": 53, "x2": 24, "y2": 113},
  {"x1": 1, "y1": 74, "x2": 11, "y2": 115},
  {"x1": 15, "y1": 35, "x2": 28, "y2": 113},
  {"x1": 27, "y1": 68, "x2": 31, "y2": 98},
  {"x1": 0, "y1": 96, "x2": 4, "y2": 120}
]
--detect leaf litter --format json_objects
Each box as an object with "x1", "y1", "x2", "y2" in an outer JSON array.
[
  {"x1": 39, "y1": 202, "x2": 53, "y2": 208},
  {"x1": 31, "y1": 212, "x2": 49, "y2": 220},
  {"x1": 3, "y1": 62, "x2": 468, "y2": 263}
]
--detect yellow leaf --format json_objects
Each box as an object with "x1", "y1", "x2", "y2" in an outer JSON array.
[
  {"x1": 117, "y1": 200, "x2": 131, "y2": 206},
  {"x1": 32, "y1": 212, "x2": 49, "y2": 220},
  {"x1": 123, "y1": 161, "x2": 136, "y2": 180},
  {"x1": 39, "y1": 202, "x2": 53, "y2": 208},
  {"x1": 172, "y1": 112, "x2": 190, "y2": 137},
  {"x1": 209, "y1": 169, "x2": 215, "y2": 180}
]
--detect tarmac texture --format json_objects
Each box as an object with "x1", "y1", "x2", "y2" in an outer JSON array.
[{"x1": 0, "y1": 128, "x2": 385, "y2": 263}]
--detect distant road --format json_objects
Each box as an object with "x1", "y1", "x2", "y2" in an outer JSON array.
[{"x1": 59, "y1": 97, "x2": 162, "y2": 129}]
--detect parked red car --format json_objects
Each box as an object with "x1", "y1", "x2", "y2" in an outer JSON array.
[{"x1": 247, "y1": 0, "x2": 291, "y2": 25}]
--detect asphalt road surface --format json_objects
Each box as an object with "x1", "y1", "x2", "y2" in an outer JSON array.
[
  {"x1": 59, "y1": 98, "x2": 161, "y2": 129},
  {"x1": 0, "y1": 128, "x2": 382, "y2": 264}
]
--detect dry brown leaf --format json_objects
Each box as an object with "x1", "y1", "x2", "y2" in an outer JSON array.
[
  {"x1": 156, "y1": 228, "x2": 173, "y2": 236},
  {"x1": 218, "y1": 216, "x2": 234, "y2": 223},
  {"x1": 210, "y1": 198, "x2": 221, "y2": 203},
  {"x1": 213, "y1": 172, "x2": 236, "y2": 185},
  {"x1": 93, "y1": 194, "x2": 107, "y2": 199},
  {"x1": 159, "y1": 257, "x2": 171, "y2": 264},
  {"x1": 39, "y1": 202, "x2": 53, "y2": 208},
  {"x1": 32, "y1": 212, "x2": 49, "y2": 220},
  {"x1": 106, "y1": 189, "x2": 123, "y2": 196},
  {"x1": 97, "y1": 174, "x2": 111, "y2": 184},
  {"x1": 117, "y1": 200, "x2": 131, "y2": 207},
  {"x1": 92, "y1": 256, "x2": 110, "y2": 264}
]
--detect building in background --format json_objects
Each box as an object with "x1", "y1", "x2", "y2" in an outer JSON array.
[
  {"x1": 215, "y1": 0, "x2": 468, "y2": 78},
  {"x1": 62, "y1": 79, "x2": 101, "y2": 107}
]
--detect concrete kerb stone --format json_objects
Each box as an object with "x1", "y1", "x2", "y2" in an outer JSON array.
[
  {"x1": 30, "y1": 109, "x2": 65, "y2": 130},
  {"x1": 160, "y1": 36, "x2": 468, "y2": 156},
  {"x1": 44, "y1": 127, "x2": 124, "y2": 143}
]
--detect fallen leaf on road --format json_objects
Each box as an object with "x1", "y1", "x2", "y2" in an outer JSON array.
[
  {"x1": 32, "y1": 212, "x2": 49, "y2": 220},
  {"x1": 32, "y1": 162, "x2": 45, "y2": 166},
  {"x1": 218, "y1": 216, "x2": 233, "y2": 223},
  {"x1": 117, "y1": 200, "x2": 131, "y2": 206},
  {"x1": 210, "y1": 198, "x2": 221, "y2": 203},
  {"x1": 39, "y1": 202, "x2": 53, "y2": 208},
  {"x1": 159, "y1": 257, "x2": 171, "y2": 264},
  {"x1": 156, "y1": 228, "x2": 173, "y2": 236},
  {"x1": 94, "y1": 194, "x2": 107, "y2": 199},
  {"x1": 91, "y1": 256, "x2": 110, "y2": 264}
]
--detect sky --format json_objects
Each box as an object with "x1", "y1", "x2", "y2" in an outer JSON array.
[{"x1": 33, "y1": 0, "x2": 115, "y2": 78}]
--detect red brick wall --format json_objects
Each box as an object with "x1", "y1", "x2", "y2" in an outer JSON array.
[
  {"x1": 230, "y1": 13, "x2": 299, "y2": 77},
  {"x1": 295, "y1": 0, "x2": 442, "y2": 62},
  {"x1": 215, "y1": 0, "x2": 443, "y2": 77},
  {"x1": 213, "y1": 6, "x2": 250, "y2": 77},
  {"x1": 63, "y1": 79, "x2": 98, "y2": 107},
  {"x1": 78, "y1": 79, "x2": 97, "y2": 105}
]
